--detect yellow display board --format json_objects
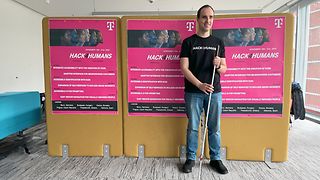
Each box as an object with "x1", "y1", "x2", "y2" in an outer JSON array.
[
  {"x1": 43, "y1": 13, "x2": 294, "y2": 161},
  {"x1": 205, "y1": 13, "x2": 294, "y2": 162},
  {"x1": 43, "y1": 17, "x2": 123, "y2": 156},
  {"x1": 122, "y1": 13, "x2": 294, "y2": 162},
  {"x1": 122, "y1": 16, "x2": 196, "y2": 157}
]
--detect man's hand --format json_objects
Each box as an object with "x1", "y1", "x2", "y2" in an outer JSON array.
[
  {"x1": 213, "y1": 56, "x2": 221, "y2": 68},
  {"x1": 197, "y1": 83, "x2": 214, "y2": 94}
]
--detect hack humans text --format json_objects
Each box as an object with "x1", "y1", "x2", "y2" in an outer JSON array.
[
  {"x1": 147, "y1": 54, "x2": 180, "y2": 60},
  {"x1": 232, "y1": 52, "x2": 279, "y2": 59},
  {"x1": 69, "y1": 53, "x2": 112, "y2": 59}
]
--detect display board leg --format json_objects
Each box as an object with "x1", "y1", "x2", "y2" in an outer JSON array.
[
  {"x1": 220, "y1": 147, "x2": 227, "y2": 160},
  {"x1": 103, "y1": 144, "x2": 110, "y2": 158},
  {"x1": 138, "y1": 144, "x2": 144, "y2": 159},
  {"x1": 62, "y1": 144, "x2": 69, "y2": 158},
  {"x1": 179, "y1": 145, "x2": 186, "y2": 163},
  {"x1": 264, "y1": 148, "x2": 277, "y2": 169}
]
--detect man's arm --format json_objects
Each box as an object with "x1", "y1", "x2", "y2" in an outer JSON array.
[{"x1": 180, "y1": 57, "x2": 213, "y2": 94}]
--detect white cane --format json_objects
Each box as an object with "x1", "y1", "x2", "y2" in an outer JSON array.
[{"x1": 198, "y1": 45, "x2": 220, "y2": 180}]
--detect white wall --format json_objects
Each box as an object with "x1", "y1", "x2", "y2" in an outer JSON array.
[
  {"x1": 0, "y1": 0, "x2": 44, "y2": 93},
  {"x1": 0, "y1": 0, "x2": 297, "y2": 94},
  {"x1": 14, "y1": 0, "x2": 264, "y2": 16}
]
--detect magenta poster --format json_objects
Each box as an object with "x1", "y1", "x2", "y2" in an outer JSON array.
[
  {"x1": 49, "y1": 19, "x2": 118, "y2": 114},
  {"x1": 127, "y1": 19, "x2": 196, "y2": 116},
  {"x1": 213, "y1": 16, "x2": 285, "y2": 117}
]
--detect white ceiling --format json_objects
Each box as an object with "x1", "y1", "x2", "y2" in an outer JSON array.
[{"x1": 12, "y1": 0, "x2": 299, "y2": 16}]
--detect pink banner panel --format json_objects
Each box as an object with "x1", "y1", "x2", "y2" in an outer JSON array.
[
  {"x1": 127, "y1": 19, "x2": 196, "y2": 116},
  {"x1": 127, "y1": 16, "x2": 286, "y2": 117},
  {"x1": 49, "y1": 19, "x2": 118, "y2": 114},
  {"x1": 213, "y1": 16, "x2": 285, "y2": 117}
]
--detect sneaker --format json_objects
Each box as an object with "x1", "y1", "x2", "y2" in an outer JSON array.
[
  {"x1": 209, "y1": 160, "x2": 228, "y2": 174},
  {"x1": 182, "y1": 159, "x2": 195, "y2": 173}
]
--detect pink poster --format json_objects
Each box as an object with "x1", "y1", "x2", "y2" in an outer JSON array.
[
  {"x1": 49, "y1": 19, "x2": 118, "y2": 114},
  {"x1": 127, "y1": 19, "x2": 196, "y2": 116},
  {"x1": 213, "y1": 16, "x2": 285, "y2": 117}
]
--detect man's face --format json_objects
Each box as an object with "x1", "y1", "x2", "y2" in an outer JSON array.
[
  {"x1": 197, "y1": 7, "x2": 214, "y2": 32},
  {"x1": 227, "y1": 30, "x2": 235, "y2": 41},
  {"x1": 97, "y1": 32, "x2": 103, "y2": 43},
  {"x1": 248, "y1": 28, "x2": 256, "y2": 41},
  {"x1": 157, "y1": 30, "x2": 169, "y2": 44},
  {"x1": 63, "y1": 31, "x2": 71, "y2": 42},
  {"x1": 84, "y1": 29, "x2": 90, "y2": 42},
  {"x1": 242, "y1": 28, "x2": 255, "y2": 42},
  {"x1": 78, "y1": 30, "x2": 86, "y2": 43}
]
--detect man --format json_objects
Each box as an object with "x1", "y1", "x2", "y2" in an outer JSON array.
[
  {"x1": 180, "y1": 5, "x2": 228, "y2": 174},
  {"x1": 240, "y1": 28, "x2": 256, "y2": 46},
  {"x1": 154, "y1": 30, "x2": 169, "y2": 48}
]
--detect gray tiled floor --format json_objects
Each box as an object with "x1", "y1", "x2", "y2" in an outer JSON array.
[{"x1": 0, "y1": 120, "x2": 319, "y2": 180}]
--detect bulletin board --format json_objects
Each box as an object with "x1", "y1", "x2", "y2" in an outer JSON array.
[
  {"x1": 205, "y1": 13, "x2": 294, "y2": 161},
  {"x1": 43, "y1": 17, "x2": 123, "y2": 156},
  {"x1": 122, "y1": 16, "x2": 196, "y2": 157},
  {"x1": 42, "y1": 13, "x2": 294, "y2": 162},
  {"x1": 122, "y1": 13, "x2": 294, "y2": 162}
]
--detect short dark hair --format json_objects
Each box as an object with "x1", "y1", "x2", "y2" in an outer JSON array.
[{"x1": 197, "y1": 5, "x2": 214, "y2": 19}]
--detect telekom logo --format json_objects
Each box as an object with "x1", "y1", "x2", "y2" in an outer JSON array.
[
  {"x1": 186, "y1": 22, "x2": 195, "y2": 31},
  {"x1": 106, "y1": 21, "x2": 115, "y2": 31},
  {"x1": 274, "y1": 18, "x2": 283, "y2": 28}
]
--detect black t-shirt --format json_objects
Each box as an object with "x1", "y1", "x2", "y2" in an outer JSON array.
[{"x1": 180, "y1": 34, "x2": 225, "y2": 93}]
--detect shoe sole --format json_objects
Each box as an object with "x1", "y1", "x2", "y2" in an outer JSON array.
[{"x1": 182, "y1": 168, "x2": 192, "y2": 173}]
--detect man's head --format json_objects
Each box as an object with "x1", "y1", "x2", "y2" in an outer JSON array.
[
  {"x1": 241, "y1": 28, "x2": 256, "y2": 42},
  {"x1": 197, "y1": 5, "x2": 214, "y2": 19},
  {"x1": 155, "y1": 30, "x2": 169, "y2": 44},
  {"x1": 60, "y1": 30, "x2": 72, "y2": 45},
  {"x1": 197, "y1": 5, "x2": 215, "y2": 33}
]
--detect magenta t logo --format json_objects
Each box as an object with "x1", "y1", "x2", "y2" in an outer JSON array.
[
  {"x1": 274, "y1": 18, "x2": 283, "y2": 29},
  {"x1": 106, "y1": 21, "x2": 115, "y2": 31},
  {"x1": 186, "y1": 22, "x2": 195, "y2": 31}
]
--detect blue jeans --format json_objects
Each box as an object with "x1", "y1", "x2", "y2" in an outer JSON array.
[{"x1": 184, "y1": 92, "x2": 222, "y2": 161}]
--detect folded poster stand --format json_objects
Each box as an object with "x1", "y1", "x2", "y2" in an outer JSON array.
[
  {"x1": 43, "y1": 13, "x2": 294, "y2": 162},
  {"x1": 121, "y1": 16, "x2": 196, "y2": 157},
  {"x1": 43, "y1": 17, "x2": 123, "y2": 157}
]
